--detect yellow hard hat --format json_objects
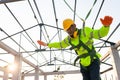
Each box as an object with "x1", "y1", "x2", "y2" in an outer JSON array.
[{"x1": 63, "y1": 18, "x2": 74, "y2": 31}]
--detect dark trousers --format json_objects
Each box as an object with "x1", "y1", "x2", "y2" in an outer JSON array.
[{"x1": 80, "y1": 59, "x2": 101, "y2": 80}]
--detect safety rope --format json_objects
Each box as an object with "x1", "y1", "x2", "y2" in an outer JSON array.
[
  {"x1": 85, "y1": 0, "x2": 97, "y2": 20},
  {"x1": 63, "y1": 0, "x2": 85, "y2": 22},
  {"x1": 63, "y1": 0, "x2": 117, "y2": 52},
  {"x1": 63, "y1": 0, "x2": 97, "y2": 36},
  {"x1": 64, "y1": 0, "x2": 97, "y2": 25},
  {"x1": 63, "y1": 0, "x2": 117, "y2": 67}
]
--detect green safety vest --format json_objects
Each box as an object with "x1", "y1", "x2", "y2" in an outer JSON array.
[
  {"x1": 48, "y1": 26, "x2": 109, "y2": 66},
  {"x1": 68, "y1": 29, "x2": 98, "y2": 66}
]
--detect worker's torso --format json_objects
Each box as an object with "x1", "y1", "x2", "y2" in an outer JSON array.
[{"x1": 69, "y1": 29, "x2": 94, "y2": 55}]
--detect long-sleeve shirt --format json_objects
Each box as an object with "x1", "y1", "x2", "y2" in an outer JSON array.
[{"x1": 48, "y1": 26, "x2": 110, "y2": 66}]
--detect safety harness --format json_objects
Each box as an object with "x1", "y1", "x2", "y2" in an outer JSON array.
[{"x1": 68, "y1": 29, "x2": 98, "y2": 66}]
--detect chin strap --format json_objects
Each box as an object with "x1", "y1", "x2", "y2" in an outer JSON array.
[{"x1": 73, "y1": 29, "x2": 78, "y2": 38}]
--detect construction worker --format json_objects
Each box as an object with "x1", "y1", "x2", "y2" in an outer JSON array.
[{"x1": 37, "y1": 16, "x2": 113, "y2": 80}]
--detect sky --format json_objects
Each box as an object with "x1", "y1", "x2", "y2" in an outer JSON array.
[{"x1": 0, "y1": 0, "x2": 120, "y2": 80}]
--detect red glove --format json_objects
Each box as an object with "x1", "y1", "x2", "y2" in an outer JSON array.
[
  {"x1": 37, "y1": 40, "x2": 47, "y2": 46},
  {"x1": 100, "y1": 16, "x2": 113, "y2": 27}
]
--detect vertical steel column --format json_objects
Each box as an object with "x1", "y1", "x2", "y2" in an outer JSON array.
[
  {"x1": 35, "y1": 66, "x2": 39, "y2": 80},
  {"x1": 12, "y1": 54, "x2": 22, "y2": 80},
  {"x1": 44, "y1": 75, "x2": 47, "y2": 80},
  {"x1": 110, "y1": 41, "x2": 120, "y2": 80},
  {"x1": 3, "y1": 66, "x2": 8, "y2": 80},
  {"x1": 21, "y1": 72, "x2": 25, "y2": 80}
]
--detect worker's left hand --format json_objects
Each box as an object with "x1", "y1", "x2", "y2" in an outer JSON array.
[{"x1": 100, "y1": 16, "x2": 113, "y2": 27}]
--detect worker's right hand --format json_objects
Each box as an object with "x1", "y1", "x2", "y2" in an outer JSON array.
[
  {"x1": 37, "y1": 40, "x2": 47, "y2": 46},
  {"x1": 100, "y1": 16, "x2": 113, "y2": 27}
]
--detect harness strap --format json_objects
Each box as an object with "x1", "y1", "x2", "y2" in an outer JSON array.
[
  {"x1": 68, "y1": 29, "x2": 98, "y2": 66},
  {"x1": 74, "y1": 53, "x2": 89, "y2": 66},
  {"x1": 69, "y1": 29, "x2": 93, "y2": 51}
]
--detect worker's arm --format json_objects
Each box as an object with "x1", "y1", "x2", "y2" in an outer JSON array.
[
  {"x1": 37, "y1": 36, "x2": 70, "y2": 49},
  {"x1": 89, "y1": 16, "x2": 113, "y2": 39},
  {"x1": 48, "y1": 37, "x2": 70, "y2": 49},
  {"x1": 92, "y1": 26, "x2": 110, "y2": 39}
]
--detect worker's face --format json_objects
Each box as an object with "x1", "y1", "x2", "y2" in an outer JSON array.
[{"x1": 66, "y1": 24, "x2": 76, "y2": 37}]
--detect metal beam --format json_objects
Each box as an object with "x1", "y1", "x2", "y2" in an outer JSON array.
[
  {"x1": 12, "y1": 55, "x2": 22, "y2": 80},
  {"x1": 35, "y1": 66, "x2": 39, "y2": 80},
  {"x1": 0, "y1": 0, "x2": 23, "y2": 4},
  {"x1": 3, "y1": 66, "x2": 9, "y2": 80},
  {"x1": 25, "y1": 70, "x2": 80, "y2": 76},
  {"x1": 0, "y1": 41, "x2": 44, "y2": 73},
  {"x1": 110, "y1": 41, "x2": 120, "y2": 80},
  {"x1": 0, "y1": 66, "x2": 5, "y2": 71}
]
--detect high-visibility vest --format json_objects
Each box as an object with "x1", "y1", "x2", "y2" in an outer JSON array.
[
  {"x1": 48, "y1": 26, "x2": 109, "y2": 66},
  {"x1": 68, "y1": 29, "x2": 98, "y2": 66}
]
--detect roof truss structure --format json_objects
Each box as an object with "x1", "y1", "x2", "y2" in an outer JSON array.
[{"x1": 0, "y1": 0, "x2": 120, "y2": 79}]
